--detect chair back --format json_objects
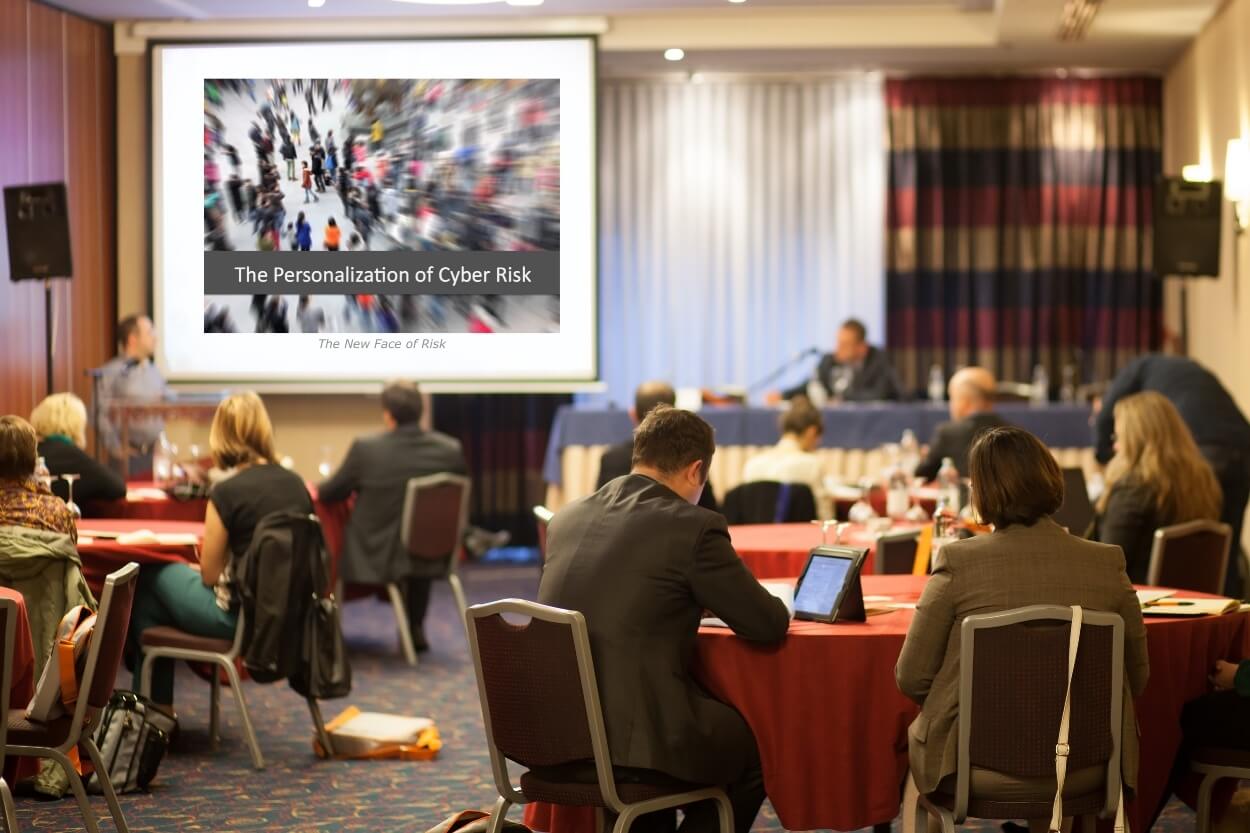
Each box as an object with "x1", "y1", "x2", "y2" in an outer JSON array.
[
  {"x1": 1147, "y1": 520, "x2": 1232, "y2": 595},
  {"x1": 76, "y1": 563, "x2": 140, "y2": 732},
  {"x1": 466, "y1": 599, "x2": 620, "y2": 807},
  {"x1": 955, "y1": 606, "x2": 1123, "y2": 822},
  {"x1": 1052, "y1": 468, "x2": 1095, "y2": 536},
  {"x1": 401, "y1": 473, "x2": 471, "y2": 563},
  {"x1": 875, "y1": 530, "x2": 919, "y2": 575},
  {"x1": 722, "y1": 481, "x2": 817, "y2": 525},
  {"x1": 533, "y1": 505, "x2": 554, "y2": 563},
  {"x1": 0, "y1": 596, "x2": 16, "y2": 759}
]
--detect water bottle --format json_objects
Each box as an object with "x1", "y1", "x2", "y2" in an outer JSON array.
[
  {"x1": 927, "y1": 364, "x2": 945, "y2": 403},
  {"x1": 937, "y1": 456, "x2": 961, "y2": 511},
  {"x1": 899, "y1": 429, "x2": 920, "y2": 476},
  {"x1": 152, "y1": 432, "x2": 173, "y2": 487},
  {"x1": 1031, "y1": 364, "x2": 1049, "y2": 405},
  {"x1": 34, "y1": 456, "x2": 53, "y2": 491},
  {"x1": 1059, "y1": 364, "x2": 1077, "y2": 404},
  {"x1": 886, "y1": 465, "x2": 911, "y2": 520},
  {"x1": 932, "y1": 496, "x2": 957, "y2": 558}
]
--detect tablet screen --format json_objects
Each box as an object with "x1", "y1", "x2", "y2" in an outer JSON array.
[{"x1": 794, "y1": 554, "x2": 854, "y2": 617}]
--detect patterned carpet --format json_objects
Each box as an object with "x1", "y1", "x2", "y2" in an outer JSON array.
[{"x1": 12, "y1": 564, "x2": 1207, "y2": 832}]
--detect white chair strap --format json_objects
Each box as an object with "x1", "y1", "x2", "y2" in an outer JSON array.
[{"x1": 1050, "y1": 606, "x2": 1127, "y2": 833}]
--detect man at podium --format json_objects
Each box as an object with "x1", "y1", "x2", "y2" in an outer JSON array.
[
  {"x1": 97, "y1": 314, "x2": 168, "y2": 477},
  {"x1": 782, "y1": 318, "x2": 901, "y2": 402}
]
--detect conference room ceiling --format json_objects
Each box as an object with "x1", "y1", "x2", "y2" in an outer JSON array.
[{"x1": 60, "y1": 0, "x2": 1219, "y2": 73}]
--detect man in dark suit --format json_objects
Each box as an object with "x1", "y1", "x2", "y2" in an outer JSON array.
[
  {"x1": 318, "y1": 380, "x2": 467, "y2": 651},
  {"x1": 541, "y1": 405, "x2": 790, "y2": 833},
  {"x1": 783, "y1": 318, "x2": 901, "y2": 402},
  {"x1": 596, "y1": 381, "x2": 719, "y2": 512},
  {"x1": 914, "y1": 366, "x2": 1009, "y2": 481},
  {"x1": 1095, "y1": 354, "x2": 1250, "y2": 596}
]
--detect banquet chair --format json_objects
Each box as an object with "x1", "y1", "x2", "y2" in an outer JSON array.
[
  {"x1": 1147, "y1": 520, "x2": 1232, "y2": 595},
  {"x1": 904, "y1": 606, "x2": 1125, "y2": 833},
  {"x1": 389, "y1": 473, "x2": 471, "y2": 667},
  {"x1": 466, "y1": 599, "x2": 732, "y2": 833},
  {"x1": 1192, "y1": 747, "x2": 1250, "y2": 833},
  {"x1": 875, "y1": 530, "x2": 920, "y2": 575},
  {"x1": 533, "y1": 505, "x2": 554, "y2": 564},
  {"x1": 0, "y1": 595, "x2": 19, "y2": 833},
  {"x1": 11, "y1": 562, "x2": 139, "y2": 833},
  {"x1": 721, "y1": 481, "x2": 816, "y2": 525}
]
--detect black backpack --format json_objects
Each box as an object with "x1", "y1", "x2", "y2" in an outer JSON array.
[{"x1": 233, "y1": 512, "x2": 351, "y2": 699}]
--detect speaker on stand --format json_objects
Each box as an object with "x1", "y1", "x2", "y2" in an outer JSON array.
[
  {"x1": 3, "y1": 182, "x2": 73, "y2": 396},
  {"x1": 1154, "y1": 176, "x2": 1224, "y2": 355}
]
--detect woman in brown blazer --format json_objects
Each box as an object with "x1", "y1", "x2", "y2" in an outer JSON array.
[{"x1": 896, "y1": 427, "x2": 1149, "y2": 833}]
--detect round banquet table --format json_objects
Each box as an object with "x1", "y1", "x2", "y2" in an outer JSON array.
[
  {"x1": 83, "y1": 481, "x2": 209, "y2": 523},
  {"x1": 75, "y1": 519, "x2": 203, "y2": 596},
  {"x1": 0, "y1": 588, "x2": 39, "y2": 784},
  {"x1": 729, "y1": 522, "x2": 925, "y2": 579},
  {"x1": 523, "y1": 575, "x2": 1250, "y2": 833}
]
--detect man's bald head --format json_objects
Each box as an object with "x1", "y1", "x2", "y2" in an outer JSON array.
[
  {"x1": 948, "y1": 366, "x2": 996, "y2": 420},
  {"x1": 632, "y1": 381, "x2": 677, "y2": 425}
]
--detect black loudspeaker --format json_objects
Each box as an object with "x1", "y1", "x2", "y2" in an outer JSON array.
[
  {"x1": 1154, "y1": 177, "x2": 1222, "y2": 278},
  {"x1": 3, "y1": 182, "x2": 73, "y2": 282}
]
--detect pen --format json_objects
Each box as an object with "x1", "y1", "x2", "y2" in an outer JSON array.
[{"x1": 1145, "y1": 600, "x2": 1194, "y2": 606}]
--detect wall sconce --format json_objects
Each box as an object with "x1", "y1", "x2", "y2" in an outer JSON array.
[
  {"x1": 1182, "y1": 163, "x2": 1212, "y2": 182},
  {"x1": 1225, "y1": 138, "x2": 1250, "y2": 233}
]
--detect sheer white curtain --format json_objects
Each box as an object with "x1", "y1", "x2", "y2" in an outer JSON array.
[{"x1": 593, "y1": 75, "x2": 886, "y2": 407}]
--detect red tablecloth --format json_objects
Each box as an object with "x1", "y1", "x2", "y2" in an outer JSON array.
[
  {"x1": 76, "y1": 519, "x2": 203, "y2": 596},
  {"x1": 523, "y1": 575, "x2": 1250, "y2": 833},
  {"x1": 84, "y1": 481, "x2": 208, "y2": 523},
  {"x1": 1, "y1": 588, "x2": 38, "y2": 784},
  {"x1": 729, "y1": 522, "x2": 924, "y2": 579}
]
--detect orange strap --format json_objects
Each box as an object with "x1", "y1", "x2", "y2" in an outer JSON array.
[{"x1": 56, "y1": 612, "x2": 96, "y2": 711}]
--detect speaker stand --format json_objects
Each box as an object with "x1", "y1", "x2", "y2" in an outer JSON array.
[
  {"x1": 1179, "y1": 279, "x2": 1189, "y2": 356},
  {"x1": 43, "y1": 278, "x2": 55, "y2": 396}
]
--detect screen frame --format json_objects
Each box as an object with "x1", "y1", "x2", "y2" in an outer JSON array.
[
  {"x1": 147, "y1": 34, "x2": 600, "y2": 390},
  {"x1": 793, "y1": 545, "x2": 868, "y2": 624}
]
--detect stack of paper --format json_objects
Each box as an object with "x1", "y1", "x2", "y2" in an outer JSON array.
[{"x1": 1141, "y1": 596, "x2": 1241, "y2": 617}]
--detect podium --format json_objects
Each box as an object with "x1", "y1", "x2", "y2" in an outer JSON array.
[{"x1": 105, "y1": 395, "x2": 224, "y2": 478}]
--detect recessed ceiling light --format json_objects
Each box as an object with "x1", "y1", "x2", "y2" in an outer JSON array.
[
  {"x1": 664, "y1": 48, "x2": 685, "y2": 62},
  {"x1": 308, "y1": 0, "x2": 326, "y2": 6},
  {"x1": 728, "y1": 0, "x2": 747, "y2": 4},
  {"x1": 389, "y1": 0, "x2": 509, "y2": 5},
  {"x1": 506, "y1": 0, "x2": 545, "y2": 5}
]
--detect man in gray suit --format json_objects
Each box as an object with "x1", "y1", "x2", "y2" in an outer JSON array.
[
  {"x1": 540, "y1": 405, "x2": 790, "y2": 833},
  {"x1": 318, "y1": 380, "x2": 467, "y2": 651}
]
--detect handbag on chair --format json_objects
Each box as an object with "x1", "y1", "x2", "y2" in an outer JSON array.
[{"x1": 27, "y1": 605, "x2": 95, "y2": 723}]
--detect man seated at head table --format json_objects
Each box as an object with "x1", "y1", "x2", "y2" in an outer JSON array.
[
  {"x1": 30, "y1": 393, "x2": 125, "y2": 507},
  {"x1": 913, "y1": 366, "x2": 1009, "y2": 482},
  {"x1": 896, "y1": 427, "x2": 1148, "y2": 833},
  {"x1": 741, "y1": 400, "x2": 826, "y2": 507},
  {"x1": 317, "y1": 380, "x2": 467, "y2": 654},
  {"x1": 97, "y1": 313, "x2": 169, "y2": 477},
  {"x1": 780, "y1": 318, "x2": 902, "y2": 402},
  {"x1": 541, "y1": 405, "x2": 789, "y2": 833},
  {"x1": 596, "y1": 380, "x2": 719, "y2": 512}
]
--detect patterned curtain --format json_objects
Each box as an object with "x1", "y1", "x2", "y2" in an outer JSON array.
[{"x1": 885, "y1": 77, "x2": 1163, "y2": 394}]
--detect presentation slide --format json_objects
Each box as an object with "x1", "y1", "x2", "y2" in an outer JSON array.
[{"x1": 152, "y1": 38, "x2": 596, "y2": 385}]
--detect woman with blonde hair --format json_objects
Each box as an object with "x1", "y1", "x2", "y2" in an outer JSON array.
[
  {"x1": 127, "y1": 392, "x2": 312, "y2": 710},
  {"x1": 1093, "y1": 390, "x2": 1223, "y2": 583},
  {"x1": 30, "y1": 392, "x2": 125, "y2": 506}
]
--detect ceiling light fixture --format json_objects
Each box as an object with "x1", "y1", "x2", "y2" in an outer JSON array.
[
  {"x1": 506, "y1": 0, "x2": 545, "y2": 5},
  {"x1": 728, "y1": 0, "x2": 747, "y2": 4},
  {"x1": 664, "y1": 48, "x2": 685, "y2": 62},
  {"x1": 389, "y1": 0, "x2": 512, "y2": 5},
  {"x1": 1058, "y1": 0, "x2": 1103, "y2": 41},
  {"x1": 308, "y1": 0, "x2": 326, "y2": 6}
]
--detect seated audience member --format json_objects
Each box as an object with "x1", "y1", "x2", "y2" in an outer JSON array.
[
  {"x1": 782, "y1": 318, "x2": 901, "y2": 402},
  {"x1": 1092, "y1": 391, "x2": 1222, "y2": 584},
  {"x1": 30, "y1": 393, "x2": 126, "y2": 506},
  {"x1": 896, "y1": 427, "x2": 1148, "y2": 833},
  {"x1": 914, "y1": 366, "x2": 1008, "y2": 481},
  {"x1": 128, "y1": 392, "x2": 312, "y2": 709},
  {"x1": 0, "y1": 415, "x2": 77, "y2": 539},
  {"x1": 742, "y1": 401, "x2": 826, "y2": 505},
  {"x1": 596, "y1": 380, "x2": 719, "y2": 512},
  {"x1": 318, "y1": 380, "x2": 466, "y2": 653},
  {"x1": 1095, "y1": 354, "x2": 1250, "y2": 597},
  {"x1": 540, "y1": 405, "x2": 789, "y2": 833}
]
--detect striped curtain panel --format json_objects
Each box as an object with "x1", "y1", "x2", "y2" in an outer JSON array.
[{"x1": 885, "y1": 77, "x2": 1163, "y2": 393}]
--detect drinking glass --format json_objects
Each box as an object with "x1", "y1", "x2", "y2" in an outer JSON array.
[{"x1": 60, "y1": 474, "x2": 82, "y2": 518}]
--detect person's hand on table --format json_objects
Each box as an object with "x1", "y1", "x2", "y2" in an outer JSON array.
[
  {"x1": 764, "y1": 391, "x2": 783, "y2": 406},
  {"x1": 1211, "y1": 660, "x2": 1240, "y2": 691}
]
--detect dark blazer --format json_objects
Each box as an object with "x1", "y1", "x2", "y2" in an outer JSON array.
[
  {"x1": 596, "y1": 441, "x2": 719, "y2": 512},
  {"x1": 317, "y1": 423, "x2": 467, "y2": 584},
  {"x1": 914, "y1": 410, "x2": 1011, "y2": 481},
  {"x1": 895, "y1": 519, "x2": 1149, "y2": 796},
  {"x1": 1091, "y1": 482, "x2": 1167, "y2": 585},
  {"x1": 784, "y1": 345, "x2": 902, "y2": 402},
  {"x1": 39, "y1": 438, "x2": 125, "y2": 507},
  {"x1": 539, "y1": 474, "x2": 790, "y2": 785}
]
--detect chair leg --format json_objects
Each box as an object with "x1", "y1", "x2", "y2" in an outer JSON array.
[
  {"x1": 307, "y1": 697, "x2": 334, "y2": 758},
  {"x1": 0, "y1": 777, "x2": 17, "y2": 833},
  {"x1": 209, "y1": 669, "x2": 221, "y2": 749},
  {"x1": 1196, "y1": 773, "x2": 1218, "y2": 833},
  {"x1": 138, "y1": 651, "x2": 155, "y2": 699},
  {"x1": 935, "y1": 807, "x2": 955, "y2": 833},
  {"x1": 902, "y1": 772, "x2": 920, "y2": 833},
  {"x1": 81, "y1": 738, "x2": 130, "y2": 833},
  {"x1": 448, "y1": 573, "x2": 469, "y2": 623},
  {"x1": 486, "y1": 796, "x2": 512, "y2": 833},
  {"x1": 386, "y1": 582, "x2": 418, "y2": 667},
  {"x1": 713, "y1": 791, "x2": 734, "y2": 833},
  {"x1": 53, "y1": 749, "x2": 102, "y2": 833},
  {"x1": 222, "y1": 658, "x2": 265, "y2": 770}
]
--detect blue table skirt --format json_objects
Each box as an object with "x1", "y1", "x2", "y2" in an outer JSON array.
[{"x1": 543, "y1": 402, "x2": 1093, "y2": 485}]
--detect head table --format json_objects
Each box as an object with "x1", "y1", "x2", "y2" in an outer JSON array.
[{"x1": 523, "y1": 574, "x2": 1250, "y2": 833}]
